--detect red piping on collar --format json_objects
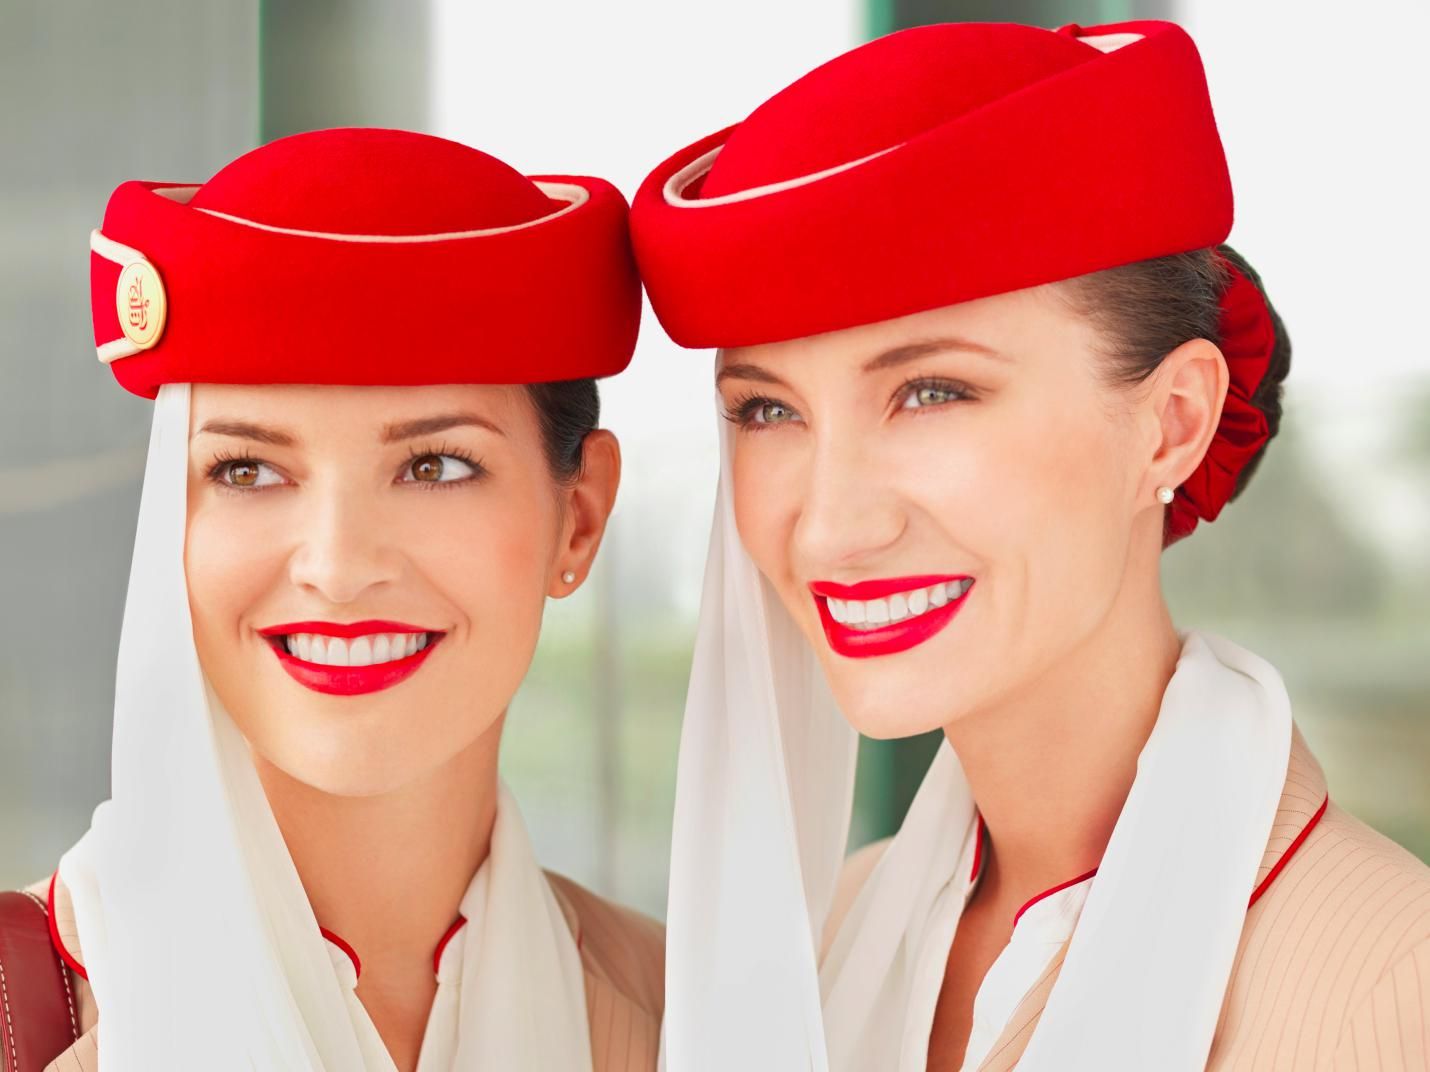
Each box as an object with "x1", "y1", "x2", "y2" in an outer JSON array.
[
  {"x1": 1012, "y1": 866, "x2": 1101, "y2": 929},
  {"x1": 970, "y1": 812, "x2": 986, "y2": 883},
  {"x1": 319, "y1": 926, "x2": 362, "y2": 980},
  {"x1": 47, "y1": 871, "x2": 88, "y2": 981},
  {"x1": 1248, "y1": 792, "x2": 1329, "y2": 909},
  {"x1": 433, "y1": 915, "x2": 468, "y2": 976}
]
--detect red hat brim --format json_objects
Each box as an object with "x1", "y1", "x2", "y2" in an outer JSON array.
[
  {"x1": 631, "y1": 21, "x2": 1232, "y2": 349},
  {"x1": 92, "y1": 172, "x2": 640, "y2": 399}
]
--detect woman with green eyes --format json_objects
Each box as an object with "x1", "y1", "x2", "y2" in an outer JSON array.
[
  {"x1": 632, "y1": 18, "x2": 1430, "y2": 1072},
  {"x1": 0, "y1": 128, "x2": 663, "y2": 1072}
]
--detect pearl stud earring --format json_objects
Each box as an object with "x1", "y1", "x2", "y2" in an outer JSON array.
[
  {"x1": 1156, "y1": 486, "x2": 1175, "y2": 504},
  {"x1": 562, "y1": 570, "x2": 577, "y2": 584}
]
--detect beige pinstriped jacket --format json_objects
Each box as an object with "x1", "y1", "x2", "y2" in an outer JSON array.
[
  {"x1": 23, "y1": 868, "x2": 663, "y2": 1072},
  {"x1": 824, "y1": 721, "x2": 1430, "y2": 1070}
]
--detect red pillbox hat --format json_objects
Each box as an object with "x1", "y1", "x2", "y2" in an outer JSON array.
[
  {"x1": 90, "y1": 127, "x2": 641, "y2": 398},
  {"x1": 631, "y1": 20, "x2": 1277, "y2": 546},
  {"x1": 632, "y1": 20, "x2": 1232, "y2": 346}
]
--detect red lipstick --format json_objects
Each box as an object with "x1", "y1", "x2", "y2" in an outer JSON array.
[
  {"x1": 258, "y1": 620, "x2": 445, "y2": 696},
  {"x1": 809, "y1": 575, "x2": 973, "y2": 658}
]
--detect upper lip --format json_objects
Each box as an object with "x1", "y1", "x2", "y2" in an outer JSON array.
[
  {"x1": 808, "y1": 574, "x2": 970, "y2": 600},
  {"x1": 257, "y1": 619, "x2": 441, "y2": 638}
]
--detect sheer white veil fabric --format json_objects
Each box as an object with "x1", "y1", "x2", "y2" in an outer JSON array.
[
  {"x1": 659, "y1": 381, "x2": 1293, "y2": 1071},
  {"x1": 58, "y1": 382, "x2": 592, "y2": 1071}
]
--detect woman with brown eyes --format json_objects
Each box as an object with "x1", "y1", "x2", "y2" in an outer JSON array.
[
  {"x1": 631, "y1": 19, "x2": 1429, "y2": 1072},
  {"x1": 0, "y1": 128, "x2": 662, "y2": 1072}
]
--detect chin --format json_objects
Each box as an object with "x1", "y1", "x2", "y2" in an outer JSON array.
[
  {"x1": 821, "y1": 669, "x2": 956, "y2": 741},
  {"x1": 263, "y1": 738, "x2": 423, "y2": 798}
]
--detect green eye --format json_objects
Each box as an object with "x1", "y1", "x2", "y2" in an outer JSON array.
[
  {"x1": 755, "y1": 402, "x2": 796, "y2": 424},
  {"x1": 900, "y1": 380, "x2": 969, "y2": 410}
]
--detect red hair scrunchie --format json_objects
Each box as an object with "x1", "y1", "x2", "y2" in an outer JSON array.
[{"x1": 1162, "y1": 254, "x2": 1277, "y2": 547}]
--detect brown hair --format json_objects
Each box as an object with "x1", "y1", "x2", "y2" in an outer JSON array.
[
  {"x1": 1057, "y1": 244, "x2": 1292, "y2": 502},
  {"x1": 524, "y1": 379, "x2": 600, "y2": 485}
]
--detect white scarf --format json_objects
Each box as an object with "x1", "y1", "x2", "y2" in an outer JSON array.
[
  {"x1": 659, "y1": 389, "x2": 1292, "y2": 1071},
  {"x1": 58, "y1": 382, "x2": 592, "y2": 1071}
]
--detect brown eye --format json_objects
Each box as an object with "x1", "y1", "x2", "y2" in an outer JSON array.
[
  {"x1": 226, "y1": 461, "x2": 260, "y2": 486},
  {"x1": 401, "y1": 452, "x2": 480, "y2": 486},
  {"x1": 410, "y1": 454, "x2": 444, "y2": 481}
]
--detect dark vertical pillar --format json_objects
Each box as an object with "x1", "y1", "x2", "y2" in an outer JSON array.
[{"x1": 259, "y1": 0, "x2": 431, "y2": 140}]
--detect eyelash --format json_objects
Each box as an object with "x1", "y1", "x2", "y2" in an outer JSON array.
[
  {"x1": 203, "y1": 441, "x2": 489, "y2": 496},
  {"x1": 721, "y1": 375, "x2": 975, "y2": 431}
]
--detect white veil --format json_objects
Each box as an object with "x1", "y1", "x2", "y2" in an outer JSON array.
[
  {"x1": 58, "y1": 382, "x2": 592, "y2": 1071},
  {"x1": 659, "y1": 382, "x2": 1293, "y2": 1071}
]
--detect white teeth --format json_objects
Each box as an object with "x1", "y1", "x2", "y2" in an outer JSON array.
[
  {"x1": 823, "y1": 579, "x2": 972, "y2": 631},
  {"x1": 281, "y1": 631, "x2": 432, "y2": 667}
]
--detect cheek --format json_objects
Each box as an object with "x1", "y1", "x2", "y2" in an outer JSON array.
[
  {"x1": 730, "y1": 438, "x2": 802, "y2": 587},
  {"x1": 184, "y1": 496, "x2": 283, "y2": 654},
  {"x1": 422, "y1": 491, "x2": 558, "y2": 619}
]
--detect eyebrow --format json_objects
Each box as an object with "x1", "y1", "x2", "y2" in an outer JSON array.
[
  {"x1": 195, "y1": 419, "x2": 298, "y2": 447},
  {"x1": 715, "y1": 336, "x2": 1010, "y2": 390},
  {"x1": 379, "y1": 412, "x2": 506, "y2": 443},
  {"x1": 860, "y1": 337, "x2": 1011, "y2": 374},
  {"x1": 195, "y1": 411, "x2": 506, "y2": 448}
]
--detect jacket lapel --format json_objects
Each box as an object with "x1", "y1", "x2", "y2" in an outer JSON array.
[{"x1": 973, "y1": 721, "x2": 1328, "y2": 1071}]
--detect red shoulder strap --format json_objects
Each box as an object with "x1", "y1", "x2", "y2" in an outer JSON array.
[{"x1": 0, "y1": 889, "x2": 80, "y2": 1071}]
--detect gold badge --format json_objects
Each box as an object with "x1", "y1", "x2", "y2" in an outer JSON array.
[{"x1": 115, "y1": 260, "x2": 166, "y2": 350}]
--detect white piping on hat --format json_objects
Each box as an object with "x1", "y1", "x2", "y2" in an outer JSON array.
[
  {"x1": 190, "y1": 181, "x2": 590, "y2": 243},
  {"x1": 1072, "y1": 31, "x2": 1145, "y2": 53},
  {"x1": 660, "y1": 28, "x2": 1146, "y2": 210},
  {"x1": 89, "y1": 229, "x2": 154, "y2": 364},
  {"x1": 90, "y1": 229, "x2": 152, "y2": 270},
  {"x1": 96, "y1": 337, "x2": 140, "y2": 365},
  {"x1": 662, "y1": 142, "x2": 900, "y2": 209}
]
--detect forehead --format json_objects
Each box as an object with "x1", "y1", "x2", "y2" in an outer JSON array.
[
  {"x1": 717, "y1": 282, "x2": 1084, "y2": 376},
  {"x1": 188, "y1": 382, "x2": 531, "y2": 436}
]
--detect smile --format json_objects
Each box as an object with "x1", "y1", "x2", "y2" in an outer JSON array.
[
  {"x1": 257, "y1": 620, "x2": 446, "y2": 696},
  {"x1": 809, "y1": 575, "x2": 974, "y2": 658}
]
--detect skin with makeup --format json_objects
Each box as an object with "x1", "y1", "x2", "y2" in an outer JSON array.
[
  {"x1": 636, "y1": 21, "x2": 1429, "y2": 1071},
  {"x1": 183, "y1": 381, "x2": 620, "y2": 1070},
  {"x1": 715, "y1": 280, "x2": 1241, "y2": 1067},
  {"x1": 17, "y1": 377, "x2": 667, "y2": 1072},
  {"x1": 0, "y1": 126, "x2": 665, "y2": 1072},
  {"x1": 718, "y1": 280, "x2": 1199, "y2": 1062}
]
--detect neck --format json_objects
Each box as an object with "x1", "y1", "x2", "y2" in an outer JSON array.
[
  {"x1": 253, "y1": 714, "x2": 504, "y2": 987},
  {"x1": 944, "y1": 562, "x2": 1181, "y2": 913}
]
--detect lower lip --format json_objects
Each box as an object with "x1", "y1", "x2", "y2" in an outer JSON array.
[
  {"x1": 815, "y1": 583, "x2": 973, "y2": 658},
  {"x1": 268, "y1": 635, "x2": 443, "y2": 696}
]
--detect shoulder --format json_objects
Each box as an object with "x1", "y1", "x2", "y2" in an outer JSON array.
[
  {"x1": 543, "y1": 868, "x2": 665, "y2": 1021},
  {"x1": 1214, "y1": 800, "x2": 1430, "y2": 1066},
  {"x1": 1248, "y1": 798, "x2": 1430, "y2": 968},
  {"x1": 820, "y1": 837, "x2": 893, "y2": 959}
]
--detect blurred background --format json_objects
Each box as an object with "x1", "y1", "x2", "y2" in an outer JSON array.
[{"x1": 2, "y1": 0, "x2": 1426, "y2": 917}]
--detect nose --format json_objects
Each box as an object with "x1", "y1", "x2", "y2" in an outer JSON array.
[
  {"x1": 791, "y1": 430, "x2": 905, "y2": 572},
  {"x1": 286, "y1": 482, "x2": 402, "y2": 605}
]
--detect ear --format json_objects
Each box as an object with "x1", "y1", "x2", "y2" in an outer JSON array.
[
  {"x1": 549, "y1": 429, "x2": 621, "y2": 597},
  {"x1": 1145, "y1": 336, "x2": 1228, "y2": 500}
]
